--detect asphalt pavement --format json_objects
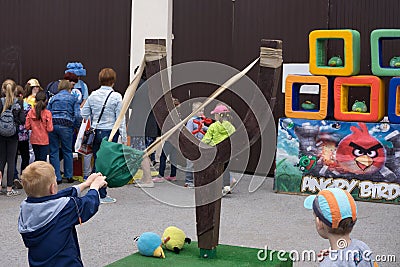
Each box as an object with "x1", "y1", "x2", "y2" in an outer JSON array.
[{"x1": 1, "y1": 166, "x2": 398, "y2": 267}]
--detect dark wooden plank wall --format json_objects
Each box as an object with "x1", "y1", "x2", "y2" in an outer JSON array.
[
  {"x1": 171, "y1": 0, "x2": 233, "y2": 108},
  {"x1": 172, "y1": 0, "x2": 400, "y2": 174},
  {"x1": 0, "y1": 0, "x2": 131, "y2": 93},
  {"x1": 2, "y1": 0, "x2": 398, "y2": 174}
]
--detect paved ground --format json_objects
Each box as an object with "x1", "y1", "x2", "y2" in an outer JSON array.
[{"x1": 1, "y1": 166, "x2": 399, "y2": 267}]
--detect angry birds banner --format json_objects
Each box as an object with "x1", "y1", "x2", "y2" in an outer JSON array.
[{"x1": 275, "y1": 118, "x2": 400, "y2": 204}]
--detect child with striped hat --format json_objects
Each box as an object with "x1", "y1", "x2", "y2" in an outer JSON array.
[{"x1": 304, "y1": 188, "x2": 378, "y2": 266}]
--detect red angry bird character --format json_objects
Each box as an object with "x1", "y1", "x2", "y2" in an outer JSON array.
[
  {"x1": 336, "y1": 123, "x2": 386, "y2": 175},
  {"x1": 192, "y1": 116, "x2": 213, "y2": 136}
]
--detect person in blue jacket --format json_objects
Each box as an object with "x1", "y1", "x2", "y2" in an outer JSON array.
[
  {"x1": 18, "y1": 161, "x2": 107, "y2": 267},
  {"x1": 47, "y1": 78, "x2": 81, "y2": 184}
]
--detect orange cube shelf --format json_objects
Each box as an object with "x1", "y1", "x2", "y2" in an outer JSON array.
[
  {"x1": 285, "y1": 75, "x2": 329, "y2": 120},
  {"x1": 334, "y1": 76, "x2": 385, "y2": 122}
]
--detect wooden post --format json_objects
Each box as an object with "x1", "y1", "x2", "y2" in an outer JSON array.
[
  {"x1": 144, "y1": 39, "x2": 171, "y2": 122},
  {"x1": 257, "y1": 39, "x2": 283, "y2": 113},
  {"x1": 143, "y1": 38, "x2": 283, "y2": 259},
  {"x1": 257, "y1": 39, "x2": 283, "y2": 175},
  {"x1": 193, "y1": 137, "x2": 228, "y2": 256}
]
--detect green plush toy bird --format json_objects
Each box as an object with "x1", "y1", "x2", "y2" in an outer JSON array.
[
  {"x1": 162, "y1": 226, "x2": 191, "y2": 254},
  {"x1": 328, "y1": 56, "x2": 343, "y2": 67},
  {"x1": 390, "y1": 56, "x2": 400, "y2": 68},
  {"x1": 351, "y1": 100, "x2": 367, "y2": 113}
]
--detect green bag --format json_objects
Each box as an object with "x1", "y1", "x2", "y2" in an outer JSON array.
[{"x1": 95, "y1": 138, "x2": 144, "y2": 188}]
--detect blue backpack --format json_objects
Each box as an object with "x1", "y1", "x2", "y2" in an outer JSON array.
[
  {"x1": 46, "y1": 80, "x2": 83, "y2": 103},
  {"x1": 0, "y1": 98, "x2": 16, "y2": 137},
  {"x1": 45, "y1": 80, "x2": 60, "y2": 100}
]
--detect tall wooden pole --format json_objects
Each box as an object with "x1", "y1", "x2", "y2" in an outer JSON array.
[{"x1": 143, "y1": 38, "x2": 283, "y2": 259}]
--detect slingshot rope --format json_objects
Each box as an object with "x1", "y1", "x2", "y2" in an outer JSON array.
[
  {"x1": 143, "y1": 57, "x2": 260, "y2": 158},
  {"x1": 108, "y1": 43, "x2": 166, "y2": 142},
  {"x1": 108, "y1": 57, "x2": 146, "y2": 142},
  {"x1": 108, "y1": 47, "x2": 259, "y2": 161},
  {"x1": 260, "y1": 47, "x2": 282, "y2": 68}
]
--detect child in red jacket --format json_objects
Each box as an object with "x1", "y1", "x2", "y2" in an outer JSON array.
[{"x1": 25, "y1": 91, "x2": 53, "y2": 161}]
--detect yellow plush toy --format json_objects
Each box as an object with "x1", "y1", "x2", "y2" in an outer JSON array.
[{"x1": 162, "y1": 226, "x2": 191, "y2": 254}]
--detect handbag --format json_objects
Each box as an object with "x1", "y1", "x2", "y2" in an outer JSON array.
[
  {"x1": 76, "y1": 91, "x2": 113, "y2": 154},
  {"x1": 75, "y1": 118, "x2": 92, "y2": 155},
  {"x1": 82, "y1": 125, "x2": 95, "y2": 146}
]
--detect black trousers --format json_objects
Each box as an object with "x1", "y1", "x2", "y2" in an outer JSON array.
[
  {"x1": 15, "y1": 140, "x2": 30, "y2": 177},
  {"x1": 223, "y1": 161, "x2": 231, "y2": 187},
  {"x1": 0, "y1": 136, "x2": 18, "y2": 187}
]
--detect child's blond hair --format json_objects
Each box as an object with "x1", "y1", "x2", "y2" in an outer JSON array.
[
  {"x1": 21, "y1": 161, "x2": 56, "y2": 197},
  {"x1": 58, "y1": 79, "x2": 72, "y2": 92}
]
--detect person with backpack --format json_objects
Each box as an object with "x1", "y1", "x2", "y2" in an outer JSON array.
[
  {"x1": 45, "y1": 72, "x2": 79, "y2": 101},
  {"x1": 47, "y1": 80, "x2": 81, "y2": 185},
  {"x1": 0, "y1": 79, "x2": 26, "y2": 196}
]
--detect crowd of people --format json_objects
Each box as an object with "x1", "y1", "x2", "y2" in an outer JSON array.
[
  {"x1": 0, "y1": 62, "x2": 110, "y2": 200},
  {"x1": 0, "y1": 62, "x2": 238, "y2": 202}
]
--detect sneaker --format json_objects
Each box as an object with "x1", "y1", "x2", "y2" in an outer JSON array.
[
  {"x1": 100, "y1": 196, "x2": 116, "y2": 204},
  {"x1": 222, "y1": 186, "x2": 231, "y2": 195},
  {"x1": 57, "y1": 180, "x2": 63, "y2": 185},
  {"x1": 165, "y1": 176, "x2": 177, "y2": 182},
  {"x1": 134, "y1": 180, "x2": 155, "y2": 188},
  {"x1": 152, "y1": 177, "x2": 165, "y2": 183},
  {"x1": 66, "y1": 178, "x2": 75, "y2": 183},
  {"x1": 184, "y1": 183, "x2": 194, "y2": 189},
  {"x1": 6, "y1": 189, "x2": 21, "y2": 197},
  {"x1": 13, "y1": 179, "x2": 23, "y2": 189}
]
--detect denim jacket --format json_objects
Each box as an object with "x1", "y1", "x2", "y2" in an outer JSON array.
[
  {"x1": 81, "y1": 86, "x2": 127, "y2": 143},
  {"x1": 47, "y1": 90, "x2": 81, "y2": 128}
]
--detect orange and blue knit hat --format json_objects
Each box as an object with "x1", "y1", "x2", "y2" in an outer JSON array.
[{"x1": 304, "y1": 188, "x2": 357, "y2": 229}]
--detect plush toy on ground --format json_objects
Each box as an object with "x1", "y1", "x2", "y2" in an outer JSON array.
[
  {"x1": 162, "y1": 226, "x2": 191, "y2": 254},
  {"x1": 135, "y1": 232, "x2": 165, "y2": 258}
]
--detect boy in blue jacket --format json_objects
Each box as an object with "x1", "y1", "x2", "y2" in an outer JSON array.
[{"x1": 18, "y1": 161, "x2": 107, "y2": 267}]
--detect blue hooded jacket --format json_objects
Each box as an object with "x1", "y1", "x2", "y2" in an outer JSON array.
[{"x1": 18, "y1": 186, "x2": 100, "y2": 267}]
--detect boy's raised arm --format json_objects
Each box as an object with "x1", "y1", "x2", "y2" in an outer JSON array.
[{"x1": 77, "y1": 173, "x2": 107, "y2": 192}]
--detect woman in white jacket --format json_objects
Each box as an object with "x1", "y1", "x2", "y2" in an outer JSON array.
[{"x1": 81, "y1": 68, "x2": 127, "y2": 204}]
